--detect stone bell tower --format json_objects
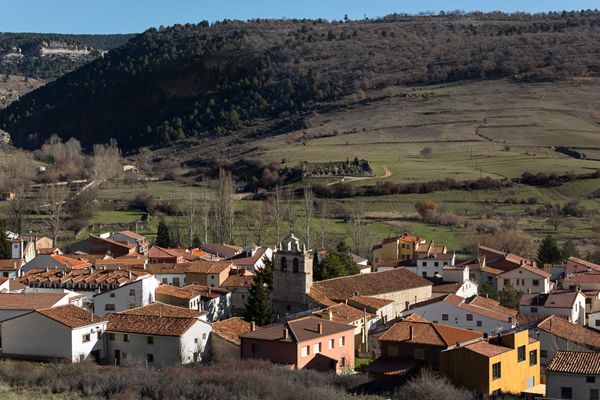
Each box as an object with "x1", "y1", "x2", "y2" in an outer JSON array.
[{"x1": 272, "y1": 234, "x2": 313, "y2": 317}]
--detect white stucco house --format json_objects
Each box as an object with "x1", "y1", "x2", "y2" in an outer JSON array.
[
  {"x1": 519, "y1": 289, "x2": 586, "y2": 326},
  {"x1": 405, "y1": 293, "x2": 517, "y2": 336},
  {"x1": 497, "y1": 263, "x2": 552, "y2": 294},
  {"x1": 93, "y1": 275, "x2": 160, "y2": 317},
  {"x1": 546, "y1": 351, "x2": 600, "y2": 400},
  {"x1": 105, "y1": 311, "x2": 212, "y2": 368},
  {"x1": 0, "y1": 292, "x2": 70, "y2": 322},
  {"x1": 1, "y1": 304, "x2": 106, "y2": 362},
  {"x1": 407, "y1": 252, "x2": 455, "y2": 278}
]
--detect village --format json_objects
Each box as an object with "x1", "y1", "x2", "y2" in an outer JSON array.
[{"x1": 0, "y1": 221, "x2": 595, "y2": 399}]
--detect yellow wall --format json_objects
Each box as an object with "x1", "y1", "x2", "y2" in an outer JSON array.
[
  {"x1": 440, "y1": 330, "x2": 540, "y2": 395},
  {"x1": 373, "y1": 239, "x2": 418, "y2": 263}
]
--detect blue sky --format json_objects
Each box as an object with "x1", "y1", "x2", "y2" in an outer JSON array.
[{"x1": 2, "y1": 0, "x2": 598, "y2": 34}]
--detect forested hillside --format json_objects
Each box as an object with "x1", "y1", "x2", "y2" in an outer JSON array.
[
  {"x1": 0, "y1": 33, "x2": 137, "y2": 80},
  {"x1": 2, "y1": 10, "x2": 600, "y2": 151}
]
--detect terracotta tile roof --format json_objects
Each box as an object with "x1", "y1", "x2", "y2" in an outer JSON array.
[
  {"x1": 309, "y1": 267, "x2": 432, "y2": 303},
  {"x1": 468, "y1": 295, "x2": 518, "y2": 317},
  {"x1": 364, "y1": 356, "x2": 422, "y2": 376},
  {"x1": 227, "y1": 248, "x2": 268, "y2": 266},
  {"x1": 19, "y1": 268, "x2": 150, "y2": 289},
  {"x1": 241, "y1": 316, "x2": 353, "y2": 343},
  {"x1": 141, "y1": 263, "x2": 192, "y2": 275},
  {"x1": 186, "y1": 260, "x2": 236, "y2": 274},
  {"x1": 565, "y1": 257, "x2": 600, "y2": 275},
  {"x1": 212, "y1": 317, "x2": 253, "y2": 345},
  {"x1": 454, "y1": 257, "x2": 484, "y2": 271},
  {"x1": 96, "y1": 259, "x2": 146, "y2": 267},
  {"x1": 565, "y1": 272, "x2": 600, "y2": 284},
  {"x1": 118, "y1": 302, "x2": 207, "y2": 318},
  {"x1": 480, "y1": 265, "x2": 505, "y2": 275},
  {"x1": 91, "y1": 235, "x2": 136, "y2": 249},
  {"x1": 64, "y1": 254, "x2": 110, "y2": 264},
  {"x1": 156, "y1": 284, "x2": 199, "y2": 300},
  {"x1": 116, "y1": 254, "x2": 148, "y2": 260},
  {"x1": 515, "y1": 314, "x2": 554, "y2": 326},
  {"x1": 50, "y1": 254, "x2": 92, "y2": 269},
  {"x1": 547, "y1": 351, "x2": 600, "y2": 375},
  {"x1": 148, "y1": 246, "x2": 184, "y2": 258},
  {"x1": 0, "y1": 292, "x2": 68, "y2": 310},
  {"x1": 500, "y1": 264, "x2": 551, "y2": 278},
  {"x1": 105, "y1": 313, "x2": 200, "y2": 337},
  {"x1": 347, "y1": 295, "x2": 394, "y2": 310},
  {"x1": 37, "y1": 304, "x2": 106, "y2": 329},
  {"x1": 7, "y1": 280, "x2": 26, "y2": 292},
  {"x1": 0, "y1": 259, "x2": 22, "y2": 270},
  {"x1": 417, "y1": 253, "x2": 455, "y2": 260},
  {"x1": 118, "y1": 230, "x2": 146, "y2": 241},
  {"x1": 409, "y1": 294, "x2": 464, "y2": 310},
  {"x1": 381, "y1": 235, "x2": 424, "y2": 245},
  {"x1": 201, "y1": 243, "x2": 243, "y2": 259},
  {"x1": 37, "y1": 248, "x2": 60, "y2": 255},
  {"x1": 371, "y1": 313, "x2": 430, "y2": 334},
  {"x1": 463, "y1": 340, "x2": 512, "y2": 357},
  {"x1": 312, "y1": 303, "x2": 373, "y2": 324},
  {"x1": 222, "y1": 274, "x2": 256, "y2": 288},
  {"x1": 536, "y1": 315, "x2": 600, "y2": 351},
  {"x1": 379, "y1": 320, "x2": 483, "y2": 347},
  {"x1": 431, "y1": 282, "x2": 463, "y2": 293},
  {"x1": 180, "y1": 284, "x2": 230, "y2": 299},
  {"x1": 544, "y1": 290, "x2": 581, "y2": 309},
  {"x1": 458, "y1": 302, "x2": 513, "y2": 322},
  {"x1": 376, "y1": 259, "x2": 414, "y2": 268}
]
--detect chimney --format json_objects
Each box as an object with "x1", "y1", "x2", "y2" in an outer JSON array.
[
  {"x1": 283, "y1": 328, "x2": 289, "y2": 339},
  {"x1": 91, "y1": 311, "x2": 93, "y2": 322},
  {"x1": 456, "y1": 341, "x2": 460, "y2": 347},
  {"x1": 318, "y1": 322, "x2": 323, "y2": 334},
  {"x1": 347, "y1": 310, "x2": 349, "y2": 319},
  {"x1": 128, "y1": 271, "x2": 132, "y2": 280},
  {"x1": 410, "y1": 326, "x2": 414, "y2": 340},
  {"x1": 251, "y1": 321, "x2": 256, "y2": 332},
  {"x1": 520, "y1": 260, "x2": 524, "y2": 266},
  {"x1": 159, "y1": 311, "x2": 161, "y2": 318},
  {"x1": 484, "y1": 293, "x2": 488, "y2": 298},
  {"x1": 208, "y1": 287, "x2": 211, "y2": 294}
]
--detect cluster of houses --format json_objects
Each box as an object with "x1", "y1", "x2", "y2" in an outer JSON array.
[{"x1": 0, "y1": 229, "x2": 598, "y2": 397}]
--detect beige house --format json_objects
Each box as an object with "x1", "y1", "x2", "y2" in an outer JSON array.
[{"x1": 497, "y1": 264, "x2": 552, "y2": 294}]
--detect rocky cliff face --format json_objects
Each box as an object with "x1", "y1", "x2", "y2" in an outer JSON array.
[{"x1": 1, "y1": 41, "x2": 106, "y2": 59}]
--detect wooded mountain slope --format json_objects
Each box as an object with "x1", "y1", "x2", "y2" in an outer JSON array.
[{"x1": 2, "y1": 10, "x2": 600, "y2": 151}]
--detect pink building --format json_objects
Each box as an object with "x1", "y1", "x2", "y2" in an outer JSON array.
[{"x1": 240, "y1": 317, "x2": 355, "y2": 372}]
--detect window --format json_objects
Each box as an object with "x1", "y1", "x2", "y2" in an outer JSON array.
[
  {"x1": 591, "y1": 389, "x2": 599, "y2": 400},
  {"x1": 105, "y1": 304, "x2": 115, "y2": 311},
  {"x1": 414, "y1": 348, "x2": 425, "y2": 360},
  {"x1": 129, "y1": 289, "x2": 136, "y2": 296},
  {"x1": 202, "y1": 333, "x2": 207, "y2": 340},
  {"x1": 422, "y1": 262, "x2": 427, "y2": 267},
  {"x1": 252, "y1": 344, "x2": 260, "y2": 355},
  {"x1": 82, "y1": 334, "x2": 90, "y2": 343},
  {"x1": 434, "y1": 262, "x2": 439, "y2": 267},
  {"x1": 586, "y1": 298, "x2": 592, "y2": 305},
  {"x1": 402, "y1": 244, "x2": 406, "y2": 249},
  {"x1": 561, "y1": 387, "x2": 573, "y2": 399},
  {"x1": 281, "y1": 257, "x2": 287, "y2": 271},
  {"x1": 492, "y1": 362, "x2": 501, "y2": 380},
  {"x1": 531, "y1": 307, "x2": 538, "y2": 313},
  {"x1": 339, "y1": 357, "x2": 345, "y2": 368},
  {"x1": 97, "y1": 331, "x2": 102, "y2": 340},
  {"x1": 339, "y1": 336, "x2": 345, "y2": 347},
  {"x1": 147, "y1": 336, "x2": 154, "y2": 345},
  {"x1": 293, "y1": 258, "x2": 299, "y2": 273},
  {"x1": 541, "y1": 350, "x2": 548, "y2": 358},
  {"x1": 442, "y1": 314, "x2": 449, "y2": 321},
  {"x1": 388, "y1": 346, "x2": 398, "y2": 357},
  {"x1": 477, "y1": 321, "x2": 482, "y2": 327},
  {"x1": 587, "y1": 376, "x2": 596, "y2": 383},
  {"x1": 110, "y1": 293, "x2": 115, "y2": 298},
  {"x1": 518, "y1": 346, "x2": 526, "y2": 362},
  {"x1": 329, "y1": 339, "x2": 334, "y2": 350},
  {"x1": 162, "y1": 278, "x2": 167, "y2": 284},
  {"x1": 313, "y1": 343, "x2": 321, "y2": 354},
  {"x1": 109, "y1": 333, "x2": 115, "y2": 341},
  {"x1": 147, "y1": 354, "x2": 153, "y2": 362},
  {"x1": 124, "y1": 334, "x2": 130, "y2": 342},
  {"x1": 529, "y1": 349, "x2": 537, "y2": 366},
  {"x1": 173, "y1": 278, "x2": 180, "y2": 286},
  {"x1": 422, "y1": 272, "x2": 427, "y2": 277},
  {"x1": 241, "y1": 295, "x2": 245, "y2": 299},
  {"x1": 301, "y1": 346, "x2": 309, "y2": 357},
  {"x1": 504, "y1": 279, "x2": 510, "y2": 286},
  {"x1": 533, "y1": 280, "x2": 539, "y2": 286},
  {"x1": 466, "y1": 314, "x2": 473, "y2": 321},
  {"x1": 596, "y1": 320, "x2": 600, "y2": 327}
]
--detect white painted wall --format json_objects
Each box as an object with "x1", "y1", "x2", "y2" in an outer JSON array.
[
  {"x1": 155, "y1": 273, "x2": 186, "y2": 287},
  {"x1": 443, "y1": 267, "x2": 469, "y2": 283},
  {"x1": 546, "y1": 371, "x2": 600, "y2": 400},
  {"x1": 527, "y1": 329, "x2": 592, "y2": 366},
  {"x1": 498, "y1": 268, "x2": 551, "y2": 294},
  {"x1": 407, "y1": 254, "x2": 455, "y2": 278},
  {"x1": 520, "y1": 293, "x2": 586, "y2": 325},
  {"x1": 202, "y1": 293, "x2": 232, "y2": 323},
  {"x1": 94, "y1": 276, "x2": 159, "y2": 317}
]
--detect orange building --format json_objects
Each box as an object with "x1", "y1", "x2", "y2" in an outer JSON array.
[
  {"x1": 372, "y1": 234, "x2": 427, "y2": 265},
  {"x1": 241, "y1": 317, "x2": 354, "y2": 372}
]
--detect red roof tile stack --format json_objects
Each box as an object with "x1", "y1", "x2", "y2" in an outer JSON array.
[{"x1": 547, "y1": 351, "x2": 600, "y2": 375}]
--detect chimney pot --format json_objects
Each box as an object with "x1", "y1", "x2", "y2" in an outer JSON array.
[
  {"x1": 283, "y1": 328, "x2": 289, "y2": 339},
  {"x1": 251, "y1": 321, "x2": 256, "y2": 332},
  {"x1": 410, "y1": 325, "x2": 414, "y2": 340},
  {"x1": 318, "y1": 322, "x2": 323, "y2": 334}
]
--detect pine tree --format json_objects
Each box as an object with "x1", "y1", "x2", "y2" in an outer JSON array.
[
  {"x1": 156, "y1": 218, "x2": 171, "y2": 248},
  {"x1": 498, "y1": 283, "x2": 523, "y2": 310},
  {"x1": 192, "y1": 234, "x2": 202, "y2": 249},
  {"x1": 537, "y1": 235, "x2": 562, "y2": 265},
  {"x1": 257, "y1": 255, "x2": 273, "y2": 293},
  {"x1": 245, "y1": 274, "x2": 273, "y2": 326},
  {"x1": 560, "y1": 239, "x2": 580, "y2": 262},
  {"x1": 479, "y1": 278, "x2": 498, "y2": 300},
  {"x1": 0, "y1": 219, "x2": 10, "y2": 258}
]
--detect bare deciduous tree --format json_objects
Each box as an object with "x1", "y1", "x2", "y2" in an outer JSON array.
[
  {"x1": 271, "y1": 184, "x2": 284, "y2": 245},
  {"x1": 213, "y1": 169, "x2": 237, "y2": 244},
  {"x1": 8, "y1": 184, "x2": 32, "y2": 237},
  {"x1": 316, "y1": 200, "x2": 330, "y2": 251},
  {"x1": 180, "y1": 190, "x2": 199, "y2": 248},
  {"x1": 37, "y1": 184, "x2": 70, "y2": 245},
  {"x1": 297, "y1": 187, "x2": 314, "y2": 249},
  {"x1": 347, "y1": 200, "x2": 366, "y2": 255},
  {"x1": 241, "y1": 200, "x2": 273, "y2": 246},
  {"x1": 199, "y1": 188, "x2": 211, "y2": 244},
  {"x1": 90, "y1": 139, "x2": 122, "y2": 183}
]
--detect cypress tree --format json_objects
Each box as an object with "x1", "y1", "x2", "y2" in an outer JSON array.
[
  {"x1": 245, "y1": 274, "x2": 273, "y2": 327},
  {"x1": 156, "y1": 218, "x2": 171, "y2": 248},
  {"x1": 536, "y1": 235, "x2": 562, "y2": 265},
  {"x1": 560, "y1": 239, "x2": 580, "y2": 262},
  {"x1": 0, "y1": 219, "x2": 10, "y2": 258}
]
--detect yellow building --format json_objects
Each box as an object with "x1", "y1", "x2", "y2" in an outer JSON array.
[
  {"x1": 440, "y1": 330, "x2": 540, "y2": 396},
  {"x1": 372, "y1": 235, "x2": 426, "y2": 265}
]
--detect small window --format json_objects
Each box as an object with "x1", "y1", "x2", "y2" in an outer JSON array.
[
  {"x1": 414, "y1": 348, "x2": 425, "y2": 360},
  {"x1": 329, "y1": 339, "x2": 334, "y2": 350},
  {"x1": 339, "y1": 336, "x2": 345, "y2": 347},
  {"x1": 110, "y1": 293, "x2": 115, "y2": 298},
  {"x1": 422, "y1": 272, "x2": 427, "y2": 277},
  {"x1": 82, "y1": 334, "x2": 90, "y2": 343},
  {"x1": 596, "y1": 320, "x2": 600, "y2": 327},
  {"x1": 147, "y1": 354, "x2": 154, "y2": 362},
  {"x1": 97, "y1": 331, "x2": 102, "y2": 340},
  {"x1": 202, "y1": 333, "x2": 207, "y2": 340},
  {"x1": 162, "y1": 278, "x2": 168, "y2": 283},
  {"x1": 241, "y1": 295, "x2": 245, "y2": 299},
  {"x1": 129, "y1": 289, "x2": 136, "y2": 296},
  {"x1": 531, "y1": 307, "x2": 538, "y2": 312},
  {"x1": 301, "y1": 346, "x2": 309, "y2": 357},
  {"x1": 477, "y1": 321, "x2": 482, "y2": 327},
  {"x1": 281, "y1": 257, "x2": 287, "y2": 271},
  {"x1": 252, "y1": 344, "x2": 260, "y2": 354},
  {"x1": 587, "y1": 376, "x2": 596, "y2": 383},
  {"x1": 586, "y1": 298, "x2": 592, "y2": 304},
  {"x1": 147, "y1": 336, "x2": 154, "y2": 345},
  {"x1": 434, "y1": 262, "x2": 439, "y2": 267},
  {"x1": 532, "y1": 279, "x2": 539, "y2": 286},
  {"x1": 339, "y1": 357, "x2": 345, "y2": 367},
  {"x1": 504, "y1": 279, "x2": 510, "y2": 285},
  {"x1": 591, "y1": 389, "x2": 599, "y2": 400},
  {"x1": 109, "y1": 333, "x2": 115, "y2": 341},
  {"x1": 492, "y1": 362, "x2": 501, "y2": 380},
  {"x1": 442, "y1": 314, "x2": 448, "y2": 321},
  {"x1": 466, "y1": 314, "x2": 473, "y2": 321},
  {"x1": 313, "y1": 343, "x2": 321, "y2": 354},
  {"x1": 541, "y1": 350, "x2": 548, "y2": 358},
  {"x1": 286, "y1": 305, "x2": 291, "y2": 311},
  {"x1": 518, "y1": 346, "x2": 526, "y2": 362},
  {"x1": 124, "y1": 334, "x2": 130, "y2": 342},
  {"x1": 105, "y1": 304, "x2": 115, "y2": 311},
  {"x1": 561, "y1": 387, "x2": 573, "y2": 399},
  {"x1": 293, "y1": 258, "x2": 299, "y2": 273},
  {"x1": 422, "y1": 262, "x2": 427, "y2": 267}
]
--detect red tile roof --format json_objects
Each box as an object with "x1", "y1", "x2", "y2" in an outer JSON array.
[
  {"x1": 468, "y1": 295, "x2": 518, "y2": 317},
  {"x1": 0, "y1": 292, "x2": 68, "y2": 310},
  {"x1": 227, "y1": 248, "x2": 268, "y2": 266},
  {"x1": 409, "y1": 294, "x2": 464, "y2": 310},
  {"x1": 50, "y1": 254, "x2": 92, "y2": 269},
  {"x1": 20, "y1": 268, "x2": 150, "y2": 289},
  {"x1": 431, "y1": 282, "x2": 463, "y2": 294},
  {"x1": 241, "y1": 316, "x2": 353, "y2": 343},
  {"x1": 348, "y1": 295, "x2": 394, "y2": 310},
  {"x1": 312, "y1": 303, "x2": 373, "y2": 324},
  {"x1": 180, "y1": 284, "x2": 231, "y2": 299},
  {"x1": 0, "y1": 259, "x2": 23, "y2": 270},
  {"x1": 364, "y1": 356, "x2": 422, "y2": 376},
  {"x1": 156, "y1": 284, "x2": 199, "y2": 300},
  {"x1": 565, "y1": 257, "x2": 600, "y2": 275},
  {"x1": 544, "y1": 290, "x2": 581, "y2": 309},
  {"x1": 565, "y1": 272, "x2": 600, "y2": 284},
  {"x1": 547, "y1": 351, "x2": 600, "y2": 375},
  {"x1": 8, "y1": 280, "x2": 27, "y2": 292},
  {"x1": 222, "y1": 274, "x2": 256, "y2": 288},
  {"x1": 463, "y1": 340, "x2": 512, "y2": 357},
  {"x1": 37, "y1": 304, "x2": 106, "y2": 329},
  {"x1": 119, "y1": 230, "x2": 146, "y2": 241},
  {"x1": 148, "y1": 246, "x2": 184, "y2": 259},
  {"x1": 309, "y1": 267, "x2": 432, "y2": 304},
  {"x1": 376, "y1": 259, "x2": 414, "y2": 268},
  {"x1": 379, "y1": 320, "x2": 483, "y2": 347},
  {"x1": 499, "y1": 264, "x2": 551, "y2": 278},
  {"x1": 105, "y1": 313, "x2": 202, "y2": 337},
  {"x1": 536, "y1": 315, "x2": 600, "y2": 351},
  {"x1": 212, "y1": 317, "x2": 253, "y2": 345},
  {"x1": 118, "y1": 302, "x2": 207, "y2": 318}
]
